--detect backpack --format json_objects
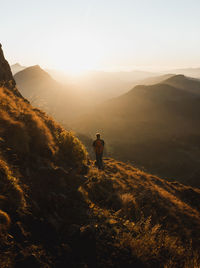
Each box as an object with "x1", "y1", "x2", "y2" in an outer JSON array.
[{"x1": 94, "y1": 139, "x2": 104, "y2": 154}]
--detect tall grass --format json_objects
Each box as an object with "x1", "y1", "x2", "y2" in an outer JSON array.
[{"x1": 0, "y1": 87, "x2": 87, "y2": 166}]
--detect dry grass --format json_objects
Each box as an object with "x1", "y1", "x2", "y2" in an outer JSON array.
[
  {"x1": 0, "y1": 85, "x2": 88, "y2": 267},
  {"x1": 0, "y1": 86, "x2": 87, "y2": 165},
  {"x1": 0, "y1": 87, "x2": 56, "y2": 156},
  {"x1": 55, "y1": 129, "x2": 87, "y2": 166},
  {"x1": 79, "y1": 158, "x2": 200, "y2": 267},
  {"x1": 0, "y1": 159, "x2": 26, "y2": 212},
  {"x1": 118, "y1": 216, "x2": 200, "y2": 267},
  {"x1": 0, "y1": 210, "x2": 10, "y2": 232}
]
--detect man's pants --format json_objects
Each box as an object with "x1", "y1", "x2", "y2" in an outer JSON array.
[{"x1": 96, "y1": 153, "x2": 103, "y2": 169}]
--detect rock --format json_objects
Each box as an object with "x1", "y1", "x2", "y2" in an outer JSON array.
[
  {"x1": 0, "y1": 43, "x2": 15, "y2": 88},
  {"x1": 0, "y1": 44, "x2": 27, "y2": 100}
]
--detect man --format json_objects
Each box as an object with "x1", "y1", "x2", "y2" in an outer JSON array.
[{"x1": 92, "y1": 133, "x2": 104, "y2": 169}]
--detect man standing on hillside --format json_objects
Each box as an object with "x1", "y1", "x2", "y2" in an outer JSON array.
[{"x1": 93, "y1": 133, "x2": 104, "y2": 169}]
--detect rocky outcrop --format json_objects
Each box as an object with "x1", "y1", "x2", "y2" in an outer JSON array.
[
  {"x1": 0, "y1": 44, "x2": 27, "y2": 99},
  {"x1": 0, "y1": 43, "x2": 16, "y2": 88}
]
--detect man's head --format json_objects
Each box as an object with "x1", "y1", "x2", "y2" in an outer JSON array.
[{"x1": 96, "y1": 133, "x2": 100, "y2": 139}]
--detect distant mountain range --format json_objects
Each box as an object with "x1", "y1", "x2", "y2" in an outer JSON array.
[
  {"x1": 13, "y1": 65, "x2": 164, "y2": 124},
  {"x1": 74, "y1": 74, "x2": 200, "y2": 187},
  {"x1": 14, "y1": 64, "x2": 162, "y2": 102}
]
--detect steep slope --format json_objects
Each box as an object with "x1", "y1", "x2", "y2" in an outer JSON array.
[
  {"x1": 74, "y1": 80, "x2": 200, "y2": 187},
  {"x1": 0, "y1": 44, "x2": 92, "y2": 267}
]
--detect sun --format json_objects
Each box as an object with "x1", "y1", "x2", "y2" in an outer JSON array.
[{"x1": 50, "y1": 33, "x2": 103, "y2": 76}]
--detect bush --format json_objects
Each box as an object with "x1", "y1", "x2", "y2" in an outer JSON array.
[{"x1": 56, "y1": 129, "x2": 87, "y2": 166}]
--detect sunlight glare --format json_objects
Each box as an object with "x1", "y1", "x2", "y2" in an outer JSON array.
[{"x1": 50, "y1": 32, "x2": 102, "y2": 76}]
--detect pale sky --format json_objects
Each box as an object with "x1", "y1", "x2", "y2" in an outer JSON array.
[{"x1": 1, "y1": 0, "x2": 200, "y2": 73}]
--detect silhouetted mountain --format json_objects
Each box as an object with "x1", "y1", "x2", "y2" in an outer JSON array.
[
  {"x1": 11, "y1": 63, "x2": 26, "y2": 75},
  {"x1": 14, "y1": 65, "x2": 88, "y2": 124},
  {"x1": 74, "y1": 77, "x2": 200, "y2": 187},
  {"x1": 163, "y1": 74, "x2": 200, "y2": 95},
  {"x1": 1, "y1": 44, "x2": 200, "y2": 267}
]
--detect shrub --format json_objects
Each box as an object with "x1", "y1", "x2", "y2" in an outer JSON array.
[
  {"x1": 56, "y1": 129, "x2": 87, "y2": 166},
  {"x1": 120, "y1": 193, "x2": 139, "y2": 219}
]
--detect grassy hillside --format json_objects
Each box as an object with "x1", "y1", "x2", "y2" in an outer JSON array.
[
  {"x1": 80, "y1": 159, "x2": 200, "y2": 267},
  {"x1": 0, "y1": 83, "x2": 90, "y2": 267}
]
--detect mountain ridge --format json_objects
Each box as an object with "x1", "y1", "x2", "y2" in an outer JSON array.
[{"x1": 15, "y1": 64, "x2": 53, "y2": 81}]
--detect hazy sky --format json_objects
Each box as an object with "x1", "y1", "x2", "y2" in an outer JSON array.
[{"x1": 1, "y1": 0, "x2": 200, "y2": 73}]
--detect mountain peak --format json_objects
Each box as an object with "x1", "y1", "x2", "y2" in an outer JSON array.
[
  {"x1": 24, "y1": 64, "x2": 43, "y2": 72},
  {"x1": 164, "y1": 74, "x2": 186, "y2": 81},
  {"x1": 30, "y1": 64, "x2": 41, "y2": 69},
  {"x1": 14, "y1": 64, "x2": 51, "y2": 81},
  {"x1": 162, "y1": 73, "x2": 200, "y2": 96}
]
